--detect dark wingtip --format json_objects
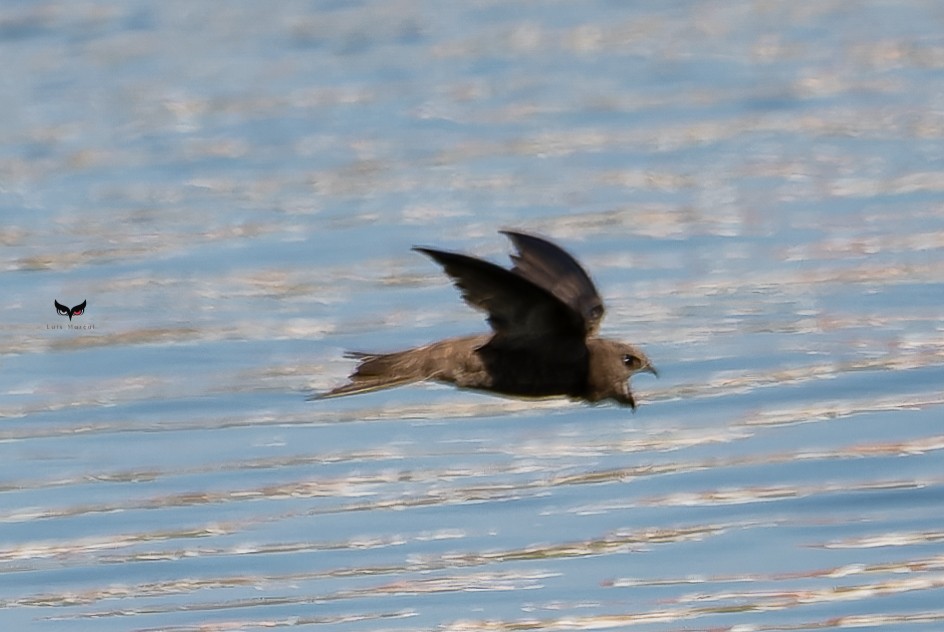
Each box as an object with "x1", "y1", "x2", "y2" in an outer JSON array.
[
  {"x1": 499, "y1": 228, "x2": 539, "y2": 248},
  {"x1": 412, "y1": 245, "x2": 452, "y2": 265},
  {"x1": 411, "y1": 245, "x2": 437, "y2": 256}
]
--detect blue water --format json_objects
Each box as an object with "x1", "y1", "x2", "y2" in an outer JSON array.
[{"x1": 2, "y1": 1, "x2": 944, "y2": 631}]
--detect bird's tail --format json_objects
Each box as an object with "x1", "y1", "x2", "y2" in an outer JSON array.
[{"x1": 314, "y1": 349, "x2": 432, "y2": 399}]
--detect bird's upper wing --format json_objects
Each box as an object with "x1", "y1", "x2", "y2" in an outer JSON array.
[
  {"x1": 501, "y1": 230, "x2": 605, "y2": 336},
  {"x1": 413, "y1": 246, "x2": 586, "y2": 341}
]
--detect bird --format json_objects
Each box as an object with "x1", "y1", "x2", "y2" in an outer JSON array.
[{"x1": 317, "y1": 230, "x2": 656, "y2": 408}]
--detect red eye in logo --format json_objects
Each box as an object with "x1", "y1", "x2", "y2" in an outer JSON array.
[{"x1": 54, "y1": 300, "x2": 87, "y2": 321}]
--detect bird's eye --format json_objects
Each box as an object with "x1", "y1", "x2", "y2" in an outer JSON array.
[{"x1": 622, "y1": 354, "x2": 639, "y2": 368}]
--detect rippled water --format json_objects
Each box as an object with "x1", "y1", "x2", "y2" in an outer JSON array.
[{"x1": 3, "y1": 2, "x2": 944, "y2": 631}]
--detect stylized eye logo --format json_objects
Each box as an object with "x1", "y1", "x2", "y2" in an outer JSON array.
[{"x1": 54, "y1": 300, "x2": 86, "y2": 321}]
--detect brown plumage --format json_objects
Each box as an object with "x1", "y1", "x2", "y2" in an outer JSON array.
[{"x1": 316, "y1": 230, "x2": 656, "y2": 408}]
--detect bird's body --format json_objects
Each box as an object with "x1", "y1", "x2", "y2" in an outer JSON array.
[{"x1": 319, "y1": 231, "x2": 656, "y2": 408}]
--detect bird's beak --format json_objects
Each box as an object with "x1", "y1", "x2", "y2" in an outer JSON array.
[{"x1": 644, "y1": 364, "x2": 659, "y2": 377}]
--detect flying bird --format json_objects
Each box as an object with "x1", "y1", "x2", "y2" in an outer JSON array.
[{"x1": 318, "y1": 230, "x2": 656, "y2": 408}]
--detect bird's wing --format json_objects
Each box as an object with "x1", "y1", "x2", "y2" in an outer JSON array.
[
  {"x1": 501, "y1": 230, "x2": 605, "y2": 336},
  {"x1": 413, "y1": 246, "x2": 585, "y2": 341}
]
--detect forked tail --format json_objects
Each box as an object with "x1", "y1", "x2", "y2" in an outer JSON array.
[{"x1": 315, "y1": 349, "x2": 430, "y2": 399}]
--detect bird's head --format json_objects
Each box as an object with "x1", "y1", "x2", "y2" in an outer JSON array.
[{"x1": 586, "y1": 339, "x2": 658, "y2": 409}]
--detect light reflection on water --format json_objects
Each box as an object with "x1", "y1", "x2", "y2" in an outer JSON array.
[{"x1": 3, "y1": 1, "x2": 944, "y2": 631}]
